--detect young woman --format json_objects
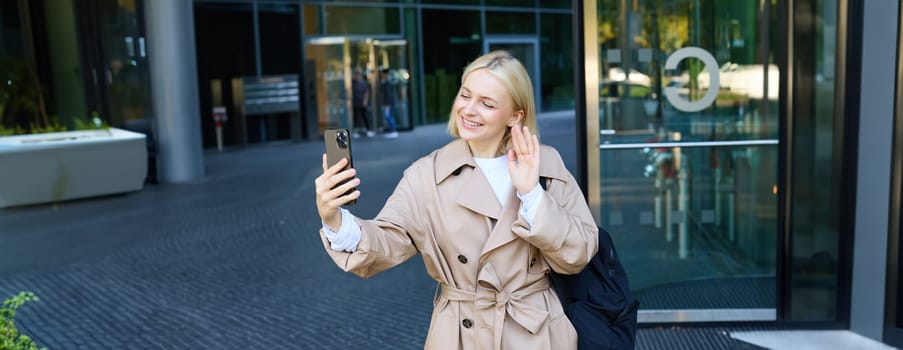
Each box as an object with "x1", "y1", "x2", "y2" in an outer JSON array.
[{"x1": 314, "y1": 51, "x2": 598, "y2": 350}]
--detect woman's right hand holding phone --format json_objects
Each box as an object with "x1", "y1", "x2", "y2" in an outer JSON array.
[{"x1": 315, "y1": 154, "x2": 361, "y2": 231}]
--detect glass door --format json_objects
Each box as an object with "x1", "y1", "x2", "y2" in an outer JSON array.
[
  {"x1": 305, "y1": 37, "x2": 410, "y2": 135},
  {"x1": 373, "y1": 39, "x2": 411, "y2": 131},
  {"x1": 306, "y1": 37, "x2": 351, "y2": 134},
  {"x1": 485, "y1": 38, "x2": 540, "y2": 112},
  {"x1": 585, "y1": 0, "x2": 779, "y2": 322}
]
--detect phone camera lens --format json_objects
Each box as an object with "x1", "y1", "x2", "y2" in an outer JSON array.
[{"x1": 336, "y1": 131, "x2": 348, "y2": 148}]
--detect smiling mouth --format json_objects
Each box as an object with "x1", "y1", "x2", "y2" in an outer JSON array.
[{"x1": 461, "y1": 117, "x2": 483, "y2": 128}]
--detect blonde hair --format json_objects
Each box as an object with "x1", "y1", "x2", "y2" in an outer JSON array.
[{"x1": 447, "y1": 51, "x2": 538, "y2": 156}]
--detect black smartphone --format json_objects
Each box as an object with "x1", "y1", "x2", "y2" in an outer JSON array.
[{"x1": 324, "y1": 128, "x2": 356, "y2": 205}]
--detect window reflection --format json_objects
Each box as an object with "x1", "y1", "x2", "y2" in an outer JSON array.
[
  {"x1": 324, "y1": 6, "x2": 400, "y2": 35},
  {"x1": 421, "y1": 9, "x2": 481, "y2": 123},
  {"x1": 540, "y1": 13, "x2": 574, "y2": 111}
]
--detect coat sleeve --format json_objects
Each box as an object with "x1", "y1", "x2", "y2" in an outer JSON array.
[
  {"x1": 511, "y1": 153, "x2": 599, "y2": 275},
  {"x1": 319, "y1": 173, "x2": 422, "y2": 279}
]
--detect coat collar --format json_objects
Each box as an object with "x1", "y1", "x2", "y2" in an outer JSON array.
[
  {"x1": 434, "y1": 139, "x2": 476, "y2": 185},
  {"x1": 432, "y1": 138, "x2": 575, "y2": 258},
  {"x1": 433, "y1": 138, "x2": 571, "y2": 186}
]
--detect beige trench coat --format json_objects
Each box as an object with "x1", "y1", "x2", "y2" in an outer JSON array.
[{"x1": 320, "y1": 139, "x2": 599, "y2": 350}]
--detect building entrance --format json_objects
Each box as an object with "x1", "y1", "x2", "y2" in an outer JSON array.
[
  {"x1": 304, "y1": 37, "x2": 410, "y2": 136},
  {"x1": 580, "y1": 0, "x2": 855, "y2": 325},
  {"x1": 581, "y1": 0, "x2": 782, "y2": 323}
]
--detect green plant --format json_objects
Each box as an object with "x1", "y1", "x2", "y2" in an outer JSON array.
[
  {"x1": 72, "y1": 112, "x2": 109, "y2": 131},
  {"x1": 0, "y1": 125, "x2": 21, "y2": 137},
  {"x1": 0, "y1": 56, "x2": 51, "y2": 135},
  {"x1": 0, "y1": 112, "x2": 108, "y2": 137},
  {"x1": 28, "y1": 116, "x2": 66, "y2": 135},
  {"x1": 0, "y1": 292, "x2": 46, "y2": 350}
]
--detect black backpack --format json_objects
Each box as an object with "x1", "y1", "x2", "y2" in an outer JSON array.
[{"x1": 541, "y1": 178, "x2": 639, "y2": 350}]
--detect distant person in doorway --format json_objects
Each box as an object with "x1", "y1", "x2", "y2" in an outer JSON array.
[
  {"x1": 314, "y1": 51, "x2": 598, "y2": 349},
  {"x1": 351, "y1": 69, "x2": 374, "y2": 137},
  {"x1": 379, "y1": 68, "x2": 399, "y2": 139}
]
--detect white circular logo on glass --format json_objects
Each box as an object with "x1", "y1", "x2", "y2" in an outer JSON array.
[{"x1": 664, "y1": 47, "x2": 720, "y2": 112}]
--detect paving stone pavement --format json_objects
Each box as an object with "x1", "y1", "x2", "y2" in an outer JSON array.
[
  {"x1": 1, "y1": 116, "x2": 766, "y2": 349},
  {"x1": 1, "y1": 123, "x2": 452, "y2": 349}
]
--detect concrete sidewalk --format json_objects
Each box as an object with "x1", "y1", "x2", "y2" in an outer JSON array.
[{"x1": 1, "y1": 117, "x2": 766, "y2": 349}]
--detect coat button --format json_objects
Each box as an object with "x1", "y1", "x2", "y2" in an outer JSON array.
[
  {"x1": 457, "y1": 254, "x2": 468, "y2": 264},
  {"x1": 462, "y1": 319, "x2": 473, "y2": 328}
]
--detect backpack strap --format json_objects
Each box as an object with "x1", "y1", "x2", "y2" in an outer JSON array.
[{"x1": 539, "y1": 176, "x2": 550, "y2": 191}]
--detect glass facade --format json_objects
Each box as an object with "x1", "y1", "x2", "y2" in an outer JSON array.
[
  {"x1": 419, "y1": 0, "x2": 479, "y2": 5},
  {"x1": 323, "y1": 6, "x2": 400, "y2": 35},
  {"x1": 303, "y1": 4, "x2": 319, "y2": 35},
  {"x1": 259, "y1": 4, "x2": 301, "y2": 75},
  {"x1": 258, "y1": 4, "x2": 302, "y2": 142},
  {"x1": 0, "y1": 0, "x2": 577, "y2": 140},
  {"x1": 421, "y1": 8, "x2": 481, "y2": 123},
  {"x1": 403, "y1": 8, "x2": 421, "y2": 125},
  {"x1": 486, "y1": 11, "x2": 535, "y2": 34},
  {"x1": 187, "y1": 1, "x2": 574, "y2": 147},
  {"x1": 1, "y1": 0, "x2": 79, "y2": 134},
  {"x1": 44, "y1": 0, "x2": 88, "y2": 127},
  {"x1": 195, "y1": 3, "x2": 256, "y2": 148},
  {"x1": 1, "y1": 0, "x2": 43, "y2": 135},
  {"x1": 0, "y1": 0, "x2": 150, "y2": 136},
  {"x1": 581, "y1": 0, "x2": 849, "y2": 323},
  {"x1": 540, "y1": 12, "x2": 574, "y2": 111},
  {"x1": 80, "y1": 0, "x2": 152, "y2": 129}
]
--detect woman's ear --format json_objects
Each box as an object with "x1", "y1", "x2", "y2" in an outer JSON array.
[{"x1": 508, "y1": 110, "x2": 524, "y2": 127}]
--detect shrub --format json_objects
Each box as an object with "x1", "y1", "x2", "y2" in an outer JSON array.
[{"x1": 0, "y1": 292, "x2": 46, "y2": 350}]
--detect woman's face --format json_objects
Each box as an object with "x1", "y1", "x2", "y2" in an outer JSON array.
[{"x1": 453, "y1": 68, "x2": 523, "y2": 154}]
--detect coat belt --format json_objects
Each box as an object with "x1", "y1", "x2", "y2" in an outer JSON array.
[{"x1": 439, "y1": 278, "x2": 550, "y2": 350}]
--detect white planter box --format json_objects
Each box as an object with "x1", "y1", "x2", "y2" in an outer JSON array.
[{"x1": 0, "y1": 127, "x2": 147, "y2": 208}]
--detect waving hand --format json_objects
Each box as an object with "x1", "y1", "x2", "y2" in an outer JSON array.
[{"x1": 507, "y1": 125, "x2": 540, "y2": 195}]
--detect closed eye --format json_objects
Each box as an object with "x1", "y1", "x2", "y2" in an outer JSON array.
[{"x1": 459, "y1": 87, "x2": 472, "y2": 99}]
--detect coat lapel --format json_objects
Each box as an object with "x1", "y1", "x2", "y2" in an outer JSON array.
[
  {"x1": 435, "y1": 140, "x2": 573, "y2": 260},
  {"x1": 455, "y1": 166, "x2": 502, "y2": 220},
  {"x1": 479, "y1": 187, "x2": 519, "y2": 258},
  {"x1": 478, "y1": 146, "x2": 572, "y2": 260},
  {"x1": 435, "y1": 140, "x2": 502, "y2": 220}
]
